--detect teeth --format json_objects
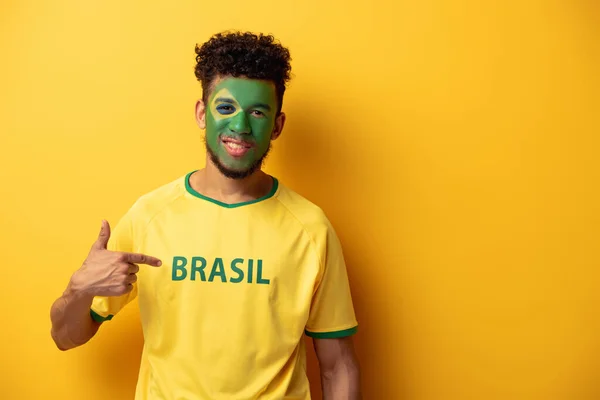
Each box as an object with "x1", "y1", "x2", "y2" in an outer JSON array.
[{"x1": 226, "y1": 142, "x2": 244, "y2": 150}]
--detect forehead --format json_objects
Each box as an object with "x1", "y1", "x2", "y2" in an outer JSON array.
[{"x1": 209, "y1": 77, "x2": 276, "y2": 104}]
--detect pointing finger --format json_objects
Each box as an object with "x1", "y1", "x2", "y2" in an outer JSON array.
[{"x1": 123, "y1": 252, "x2": 162, "y2": 267}]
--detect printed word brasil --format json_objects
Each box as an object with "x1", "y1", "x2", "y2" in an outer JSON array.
[{"x1": 171, "y1": 256, "x2": 270, "y2": 284}]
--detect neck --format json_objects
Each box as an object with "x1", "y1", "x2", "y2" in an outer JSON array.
[{"x1": 189, "y1": 157, "x2": 273, "y2": 204}]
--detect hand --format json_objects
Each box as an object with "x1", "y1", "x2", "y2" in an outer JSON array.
[{"x1": 70, "y1": 220, "x2": 162, "y2": 297}]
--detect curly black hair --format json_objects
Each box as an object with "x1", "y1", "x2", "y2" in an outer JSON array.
[{"x1": 194, "y1": 31, "x2": 292, "y2": 113}]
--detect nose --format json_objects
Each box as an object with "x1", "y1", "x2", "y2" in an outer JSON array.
[{"x1": 228, "y1": 112, "x2": 251, "y2": 134}]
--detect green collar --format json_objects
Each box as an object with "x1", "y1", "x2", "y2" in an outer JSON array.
[{"x1": 184, "y1": 170, "x2": 278, "y2": 208}]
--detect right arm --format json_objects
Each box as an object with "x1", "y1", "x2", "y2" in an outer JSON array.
[
  {"x1": 49, "y1": 220, "x2": 162, "y2": 351},
  {"x1": 50, "y1": 282, "x2": 101, "y2": 351}
]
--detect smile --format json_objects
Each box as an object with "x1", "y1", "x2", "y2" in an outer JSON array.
[{"x1": 221, "y1": 137, "x2": 253, "y2": 157}]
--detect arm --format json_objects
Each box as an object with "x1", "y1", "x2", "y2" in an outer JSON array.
[
  {"x1": 50, "y1": 282, "x2": 101, "y2": 351},
  {"x1": 50, "y1": 220, "x2": 162, "y2": 351},
  {"x1": 314, "y1": 336, "x2": 362, "y2": 400}
]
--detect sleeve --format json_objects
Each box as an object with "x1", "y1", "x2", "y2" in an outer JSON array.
[
  {"x1": 305, "y1": 219, "x2": 358, "y2": 339},
  {"x1": 90, "y1": 210, "x2": 139, "y2": 323}
]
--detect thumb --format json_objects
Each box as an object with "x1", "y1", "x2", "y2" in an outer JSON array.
[{"x1": 93, "y1": 219, "x2": 111, "y2": 250}]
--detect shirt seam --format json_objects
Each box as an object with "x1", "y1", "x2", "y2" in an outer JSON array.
[
  {"x1": 136, "y1": 183, "x2": 188, "y2": 251},
  {"x1": 273, "y1": 196, "x2": 326, "y2": 287},
  {"x1": 305, "y1": 323, "x2": 358, "y2": 333}
]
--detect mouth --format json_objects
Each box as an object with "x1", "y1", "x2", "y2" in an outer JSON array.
[{"x1": 221, "y1": 136, "x2": 253, "y2": 157}]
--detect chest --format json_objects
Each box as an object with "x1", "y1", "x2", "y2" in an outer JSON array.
[{"x1": 134, "y1": 210, "x2": 320, "y2": 311}]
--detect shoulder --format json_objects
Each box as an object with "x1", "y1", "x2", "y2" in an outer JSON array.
[
  {"x1": 275, "y1": 181, "x2": 336, "y2": 238},
  {"x1": 124, "y1": 172, "x2": 188, "y2": 224}
]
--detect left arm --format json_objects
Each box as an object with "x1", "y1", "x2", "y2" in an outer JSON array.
[{"x1": 314, "y1": 336, "x2": 361, "y2": 400}]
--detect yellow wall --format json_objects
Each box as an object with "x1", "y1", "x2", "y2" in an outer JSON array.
[{"x1": 1, "y1": 1, "x2": 599, "y2": 399}]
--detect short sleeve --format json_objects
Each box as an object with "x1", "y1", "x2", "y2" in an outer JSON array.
[
  {"x1": 90, "y1": 211, "x2": 138, "y2": 323},
  {"x1": 305, "y1": 221, "x2": 358, "y2": 339}
]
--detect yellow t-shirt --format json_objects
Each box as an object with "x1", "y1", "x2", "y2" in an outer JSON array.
[{"x1": 91, "y1": 171, "x2": 358, "y2": 400}]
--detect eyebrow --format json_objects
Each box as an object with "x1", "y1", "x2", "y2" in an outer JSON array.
[
  {"x1": 253, "y1": 103, "x2": 272, "y2": 111},
  {"x1": 215, "y1": 97, "x2": 236, "y2": 104},
  {"x1": 214, "y1": 98, "x2": 271, "y2": 112}
]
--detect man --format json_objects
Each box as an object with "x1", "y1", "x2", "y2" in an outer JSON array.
[{"x1": 50, "y1": 31, "x2": 361, "y2": 400}]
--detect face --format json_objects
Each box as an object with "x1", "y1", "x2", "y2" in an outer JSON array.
[{"x1": 197, "y1": 77, "x2": 284, "y2": 179}]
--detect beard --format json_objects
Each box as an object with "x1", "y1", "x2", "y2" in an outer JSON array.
[{"x1": 205, "y1": 136, "x2": 272, "y2": 180}]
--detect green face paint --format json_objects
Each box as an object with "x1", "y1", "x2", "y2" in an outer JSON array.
[{"x1": 205, "y1": 77, "x2": 278, "y2": 179}]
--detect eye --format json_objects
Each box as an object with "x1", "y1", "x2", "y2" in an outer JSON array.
[
  {"x1": 250, "y1": 110, "x2": 265, "y2": 117},
  {"x1": 216, "y1": 104, "x2": 236, "y2": 115}
]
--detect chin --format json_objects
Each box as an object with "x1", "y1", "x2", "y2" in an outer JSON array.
[
  {"x1": 214, "y1": 159, "x2": 258, "y2": 180},
  {"x1": 219, "y1": 166, "x2": 256, "y2": 180},
  {"x1": 206, "y1": 140, "x2": 268, "y2": 180}
]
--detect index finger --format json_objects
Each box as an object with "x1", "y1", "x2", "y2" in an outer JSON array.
[{"x1": 122, "y1": 252, "x2": 162, "y2": 267}]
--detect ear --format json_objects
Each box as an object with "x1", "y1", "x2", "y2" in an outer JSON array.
[
  {"x1": 195, "y1": 99, "x2": 206, "y2": 129},
  {"x1": 271, "y1": 112, "x2": 286, "y2": 141}
]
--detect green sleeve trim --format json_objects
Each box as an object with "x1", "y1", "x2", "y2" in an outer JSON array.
[
  {"x1": 305, "y1": 326, "x2": 358, "y2": 339},
  {"x1": 90, "y1": 309, "x2": 114, "y2": 323}
]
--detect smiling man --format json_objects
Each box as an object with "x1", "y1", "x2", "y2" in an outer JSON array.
[{"x1": 50, "y1": 31, "x2": 361, "y2": 400}]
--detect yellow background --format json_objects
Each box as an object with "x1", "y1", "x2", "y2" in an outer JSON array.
[{"x1": 1, "y1": 1, "x2": 599, "y2": 399}]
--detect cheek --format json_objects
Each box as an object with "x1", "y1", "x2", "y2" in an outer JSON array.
[
  {"x1": 206, "y1": 115, "x2": 229, "y2": 135},
  {"x1": 251, "y1": 119, "x2": 275, "y2": 140}
]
